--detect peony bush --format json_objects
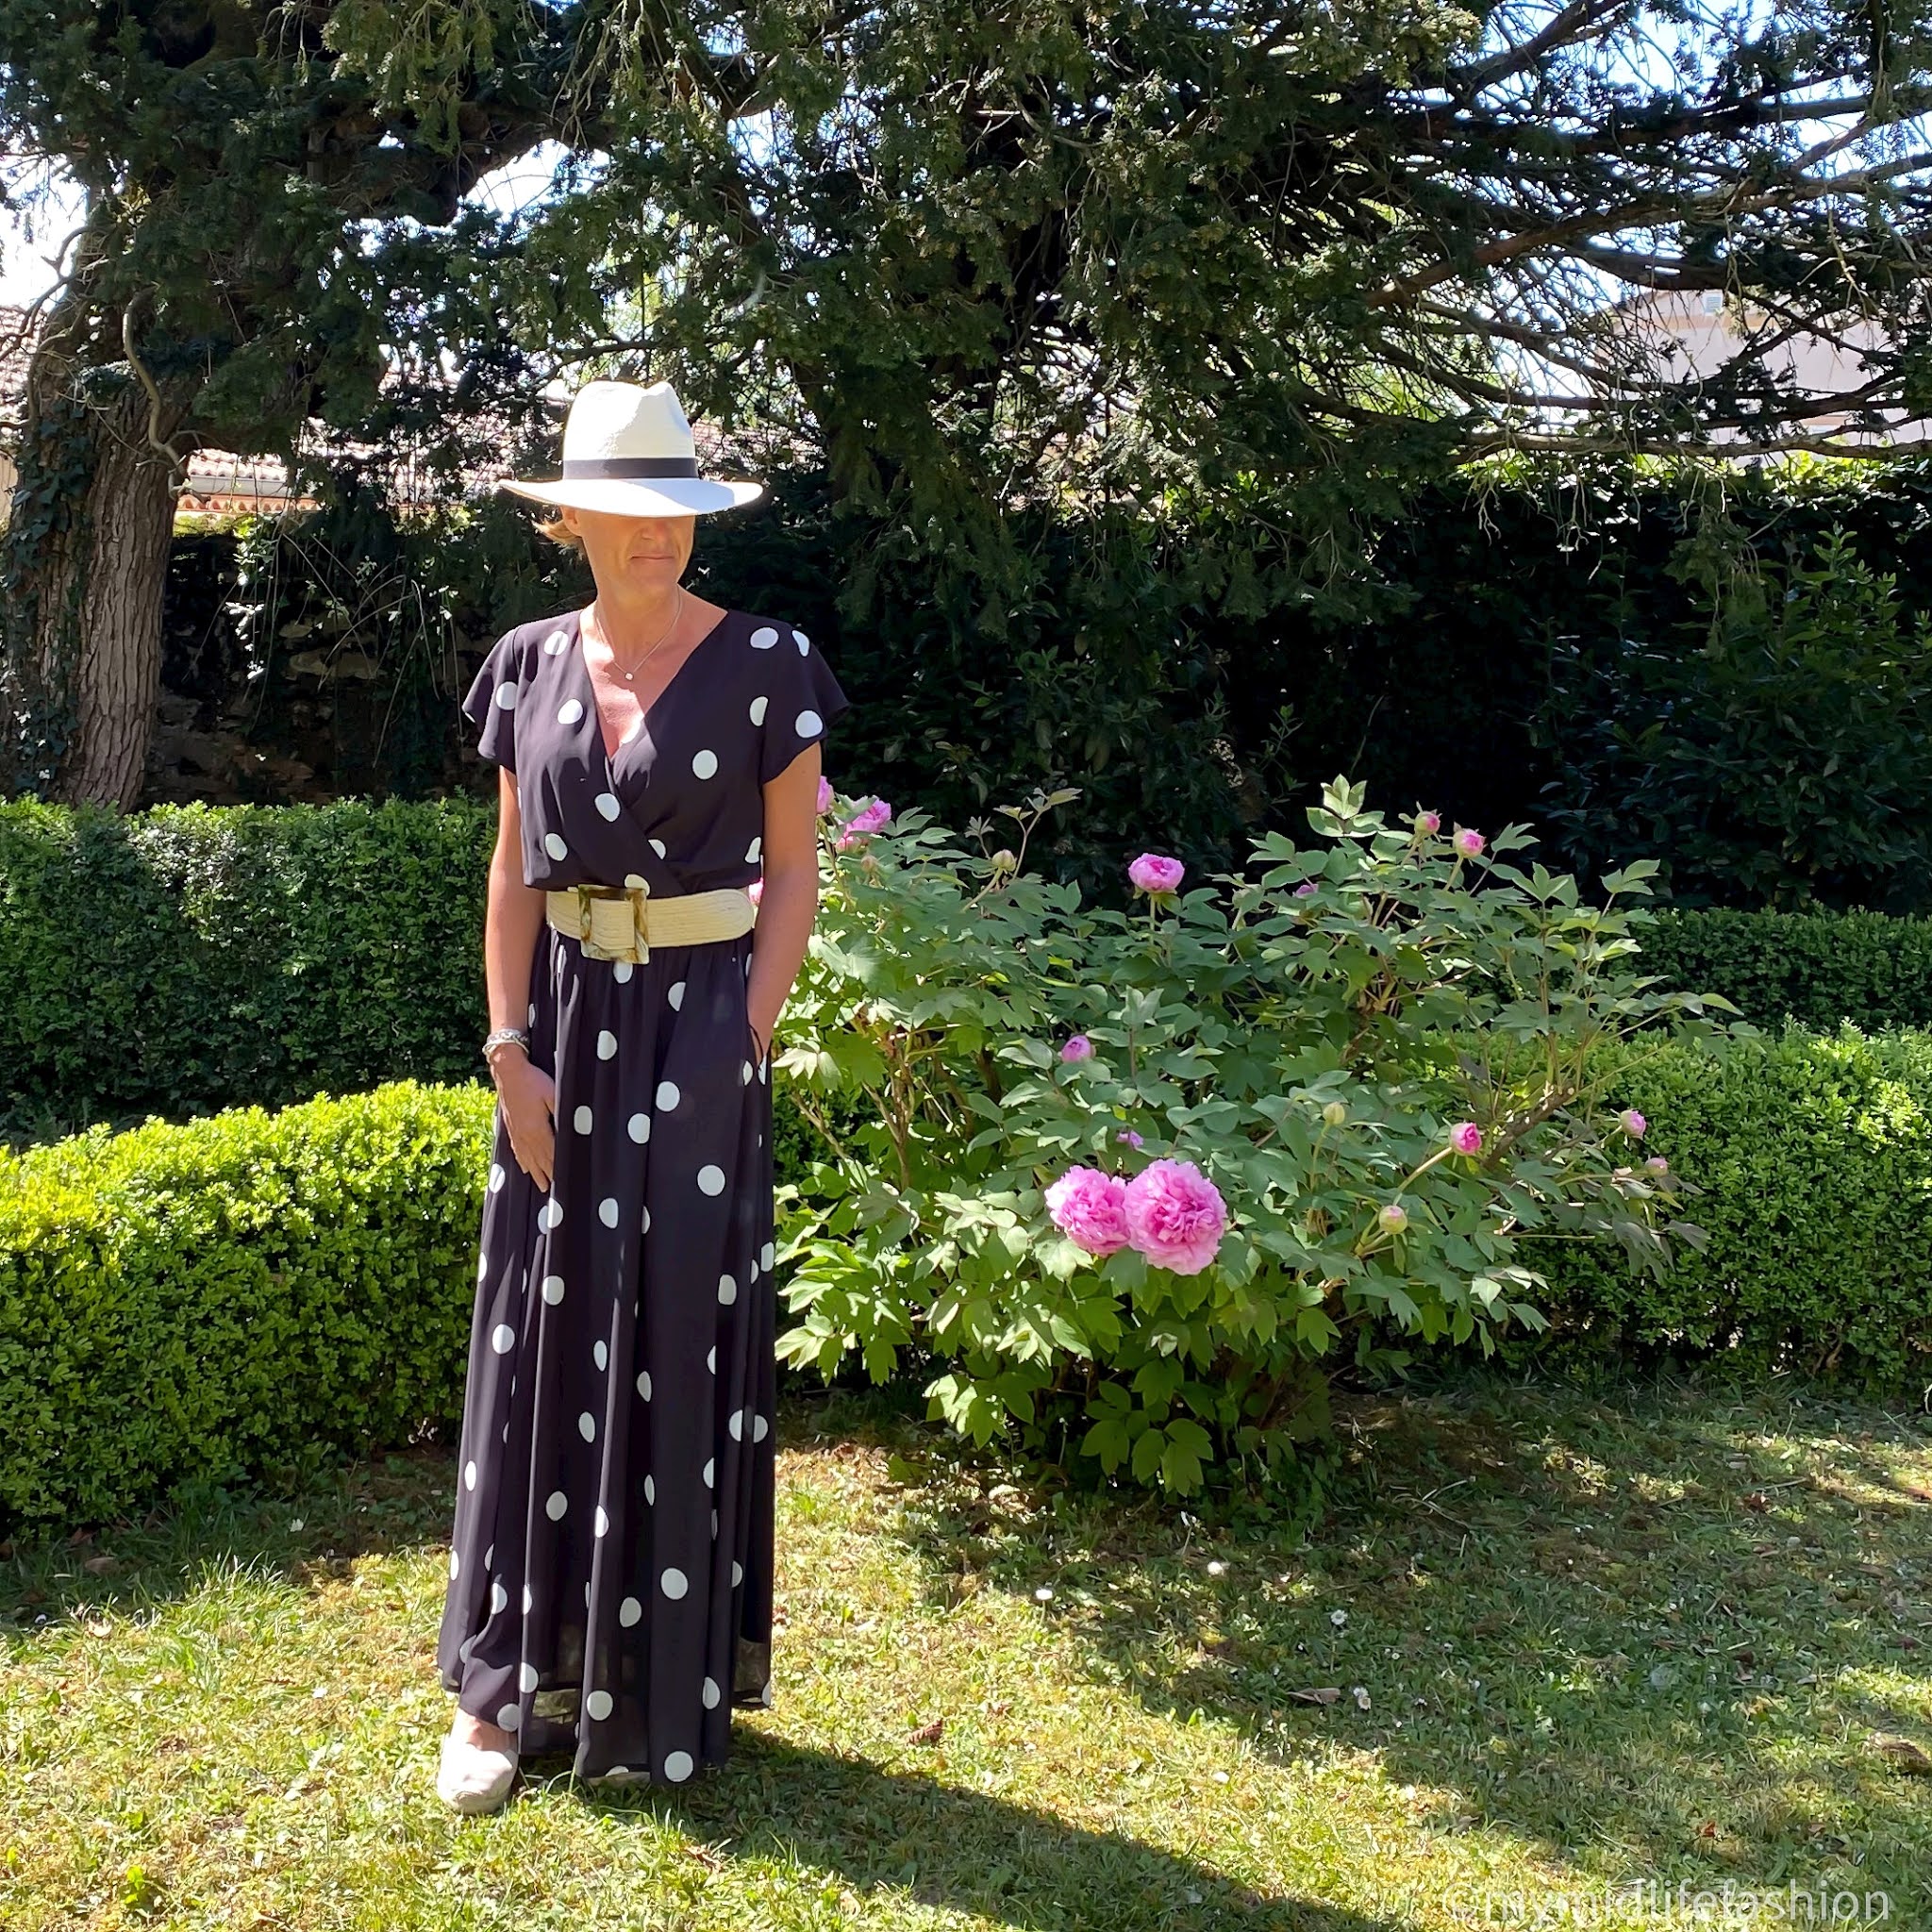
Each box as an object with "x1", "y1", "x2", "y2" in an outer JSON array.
[{"x1": 771, "y1": 774, "x2": 1737, "y2": 1495}]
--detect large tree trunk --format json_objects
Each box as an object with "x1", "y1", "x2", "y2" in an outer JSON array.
[{"x1": 1, "y1": 280, "x2": 192, "y2": 809}]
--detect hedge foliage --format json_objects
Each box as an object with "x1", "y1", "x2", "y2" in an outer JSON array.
[
  {"x1": 142, "y1": 454, "x2": 1932, "y2": 917},
  {"x1": 0, "y1": 1081, "x2": 493, "y2": 1529},
  {"x1": 1637, "y1": 907, "x2": 1932, "y2": 1033},
  {"x1": 12, "y1": 794, "x2": 1932, "y2": 1141},
  {"x1": 1527, "y1": 1026, "x2": 1932, "y2": 1396},
  {"x1": 0, "y1": 795, "x2": 498, "y2": 1139},
  {"x1": 5, "y1": 1024, "x2": 1930, "y2": 1531}
]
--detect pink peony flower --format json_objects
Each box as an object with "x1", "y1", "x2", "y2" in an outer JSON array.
[
  {"x1": 1448, "y1": 1122, "x2": 1483, "y2": 1157},
  {"x1": 1128, "y1": 853, "x2": 1185, "y2": 894},
  {"x1": 1377, "y1": 1202, "x2": 1408, "y2": 1233},
  {"x1": 1645, "y1": 1155, "x2": 1669, "y2": 1174},
  {"x1": 816, "y1": 775, "x2": 835, "y2": 814},
  {"x1": 1045, "y1": 1165, "x2": 1130, "y2": 1257},
  {"x1": 747, "y1": 876, "x2": 763, "y2": 906},
  {"x1": 1619, "y1": 1108, "x2": 1647, "y2": 1139},
  {"x1": 1416, "y1": 810, "x2": 1441, "y2": 836},
  {"x1": 1116, "y1": 1128, "x2": 1144, "y2": 1148},
  {"x1": 834, "y1": 832, "x2": 856, "y2": 852},
  {"x1": 1060, "y1": 1034, "x2": 1093, "y2": 1062},
  {"x1": 1123, "y1": 1158, "x2": 1227, "y2": 1275},
  {"x1": 1454, "y1": 827, "x2": 1485, "y2": 858},
  {"x1": 844, "y1": 798, "x2": 892, "y2": 836}
]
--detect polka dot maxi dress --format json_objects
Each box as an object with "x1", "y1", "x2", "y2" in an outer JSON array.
[{"x1": 437, "y1": 604, "x2": 850, "y2": 1786}]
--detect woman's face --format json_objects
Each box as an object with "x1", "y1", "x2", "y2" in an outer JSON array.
[{"x1": 560, "y1": 507, "x2": 697, "y2": 600}]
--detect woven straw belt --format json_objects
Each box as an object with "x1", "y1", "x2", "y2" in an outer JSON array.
[{"x1": 543, "y1": 881, "x2": 757, "y2": 964}]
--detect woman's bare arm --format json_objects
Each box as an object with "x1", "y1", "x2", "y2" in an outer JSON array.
[
  {"x1": 746, "y1": 743, "x2": 825, "y2": 1059},
  {"x1": 485, "y1": 767, "x2": 558, "y2": 1189}
]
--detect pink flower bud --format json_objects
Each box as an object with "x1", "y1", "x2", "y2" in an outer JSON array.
[
  {"x1": 816, "y1": 775, "x2": 835, "y2": 814},
  {"x1": 1128, "y1": 853, "x2": 1185, "y2": 894},
  {"x1": 1645, "y1": 1155, "x2": 1669, "y2": 1174},
  {"x1": 1448, "y1": 1122, "x2": 1483, "y2": 1157},
  {"x1": 1060, "y1": 1034, "x2": 1093, "y2": 1062},
  {"x1": 1415, "y1": 810, "x2": 1441, "y2": 836},
  {"x1": 1454, "y1": 828, "x2": 1485, "y2": 858},
  {"x1": 1293, "y1": 881, "x2": 1319, "y2": 898},
  {"x1": 1377, "y1": 1202, "x2": 1408, "y2": 1234},
  {"x1": 1619, "y1": 1108, "x2": 1647, "y2": 1139},
  {"x1": 1116, "y1": 1128, "x2": 1143, "y2": 1148}
]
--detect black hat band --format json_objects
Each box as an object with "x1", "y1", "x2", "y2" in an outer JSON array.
[{"x1": 560, "y1": 455, "x2": 702, "y2": 478}]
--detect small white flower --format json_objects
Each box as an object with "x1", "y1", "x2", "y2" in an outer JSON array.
[
  {"x1": 1206, "y1": 1559, "x2": 1226, "y2": 1576},
  {"x1": 1330, "y1": 1608, "x2": 1348, "y2": 1627},
  {"x1": 1034, "y1": 1586, "x2": 1054, "y2": 1602}
]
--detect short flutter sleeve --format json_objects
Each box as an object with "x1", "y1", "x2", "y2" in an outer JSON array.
[
  {"x1": 757, "y1": 625, "x2": 852, "y2": 786},
  {"x1": 460, "y1": 627, "x2": 524, "y2": 773}
]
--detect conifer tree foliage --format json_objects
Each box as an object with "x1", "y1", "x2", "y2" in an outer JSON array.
[
  {"x1": 0, "y1": 0, "x2": 568, "y2": 804},
  {"x1": 5, "y1": 0, "x2": 1930, "y2": 807},
  {"x1": 342, "y1": 0, "x2": 1932, "y2": 834}
]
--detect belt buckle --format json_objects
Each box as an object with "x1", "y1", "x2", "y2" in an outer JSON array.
[
  {"x1": 627, "y1": 881, "x2": 649, "y2": 965},
  {"x1": 573, "y1": 883, "x2": 598, "y2": 952},
  {"x1": 573, "y1": 881, "x2": 650, "y2": 965}
]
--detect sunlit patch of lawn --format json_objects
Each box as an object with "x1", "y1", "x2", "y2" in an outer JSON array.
[{"x1": 2, "y1": 1369, "x2": 1927, "y2": 1929}]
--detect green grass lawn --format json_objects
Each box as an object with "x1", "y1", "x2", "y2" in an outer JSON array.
[{"x1": 2, "y1": 1369, "x2": 1928, "y2": 1930}]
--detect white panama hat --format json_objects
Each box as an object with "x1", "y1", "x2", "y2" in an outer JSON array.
[{"x1": 498, "y1": 377, "x2": 765, "y2": 517}]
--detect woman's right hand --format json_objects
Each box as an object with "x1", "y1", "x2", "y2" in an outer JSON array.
[{"x1": 493, "y1": 1052, "x2": 558, "y2": 1192}]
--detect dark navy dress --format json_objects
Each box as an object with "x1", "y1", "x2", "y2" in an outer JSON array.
[{"x1": 437, "y1": 604, "x2": 850, "y2": 1787}]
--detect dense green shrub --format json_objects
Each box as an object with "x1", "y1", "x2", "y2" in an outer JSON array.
[
  {"x1": 1527, "y1": 1027, "x2": 1932, "y2": 1395},
  {"x1": 0, "y1": 795, "x2": 498, "y2": 1141},
  {"x1": 149, "y1": 455, "x2": 1932, "y2": 917},
  {"x1": 1638, "y1": 907, "x2": 1932, "y2": 1033},
  {"x1": 0, "y1": 1081, "x2": 494, "y2": 1529},
  {"x1": 11, "y1": 783, "x2": 1932, "y2": 1143},
  {"x1": 1534, "y1": 529, "x2": 1932, "y2": 910}
]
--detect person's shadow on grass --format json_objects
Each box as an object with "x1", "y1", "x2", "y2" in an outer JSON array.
[{"x1": 533, "y1": 1731, "x2": 1396, "y2": 1932}]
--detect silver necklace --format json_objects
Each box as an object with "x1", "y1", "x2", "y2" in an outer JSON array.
[{"x1": 589, "y1": 586, "x2": 685, "y2": 683}]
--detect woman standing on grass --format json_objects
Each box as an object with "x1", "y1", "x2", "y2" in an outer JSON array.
[{"x1": 433, "y1": 378, "x2": 850, "y2": 1813}]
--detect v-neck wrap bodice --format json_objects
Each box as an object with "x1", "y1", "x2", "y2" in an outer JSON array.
[{"x1": 460, "y1": 606, "x2": 852, "y2": 897}]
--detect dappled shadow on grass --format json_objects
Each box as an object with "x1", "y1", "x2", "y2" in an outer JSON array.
[
  {"x1": 875, "y1": 1366, "x2": 1932, "y2": 1894},
  {"x1": 0, "y1": 1441, "x2": 465, "y2": 1621},
  {"x1": 518, "y1": 1734, "x2": 1396, "y2": 1931}
]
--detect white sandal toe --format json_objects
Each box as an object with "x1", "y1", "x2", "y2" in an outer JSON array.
[{"x1": 437, "y1": 1734, "x2": 519, "y2": 1814}]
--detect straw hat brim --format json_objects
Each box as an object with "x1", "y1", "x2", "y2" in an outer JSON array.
[{"x1": 497, "y1": 475, "x2": 765, "y2": 516}]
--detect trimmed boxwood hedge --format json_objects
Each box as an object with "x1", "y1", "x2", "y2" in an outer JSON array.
[
  {"x1": 5, "y1": 1024, "x2": 1931, "y2": 1532},
  {"x1": 9, "y1": 796, "x2": 1932, "y2": 1141},
  {"x1": 1527, "y1": 1024, "x2": 1932, "y2": 1394},
  {"x1": 0, "y1": 1081, "x2": 494, "y2": 1529},
  {"x1": 0, "y1": 796, "x2": 498, "y2": 1140},
  {"x1": 1638, "y1": 907, "x2": 1932, "y2": 1033}
]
